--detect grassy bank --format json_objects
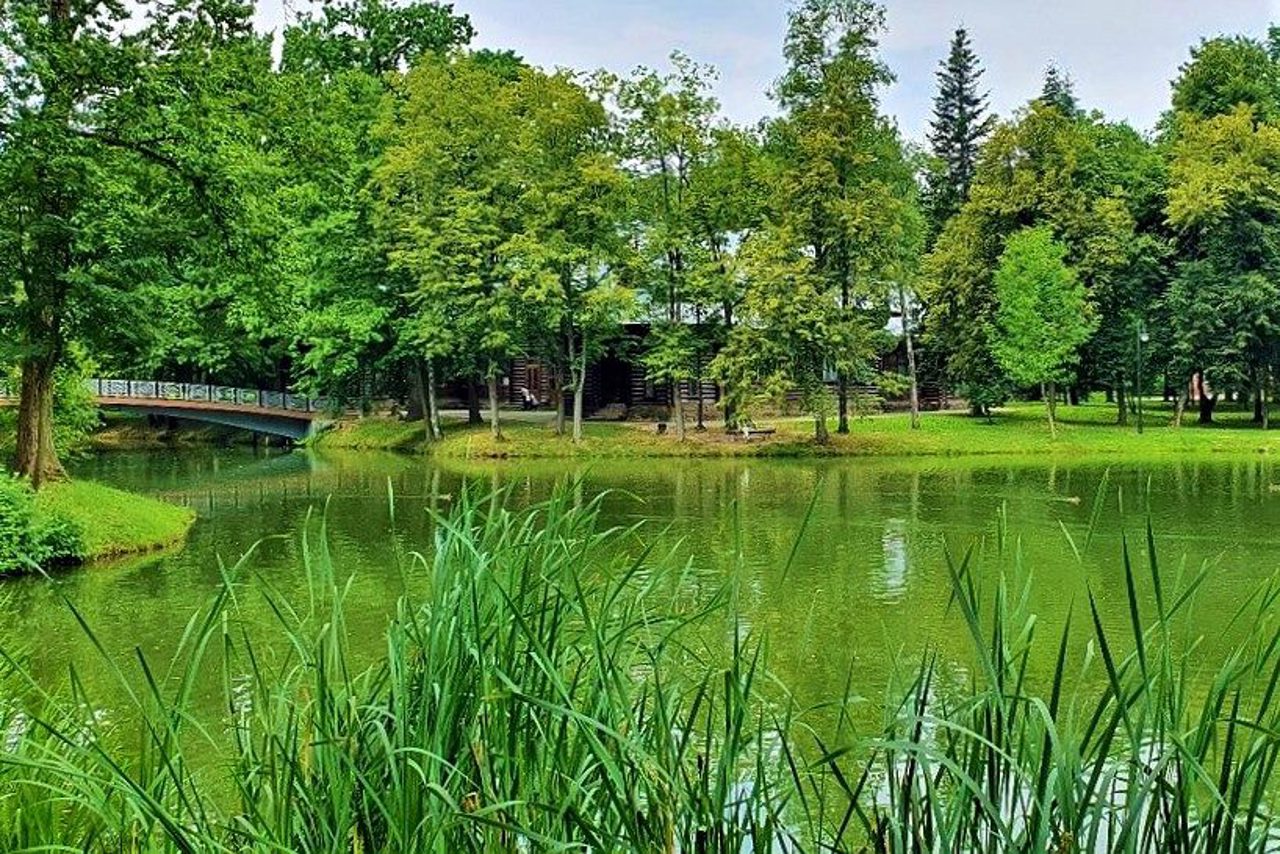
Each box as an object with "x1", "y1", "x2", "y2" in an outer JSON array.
[
  {"x1": 312, "y1": 401, "x2": 1280, "y2": 460},
  {"x1": 34, "y1": 481, "x2": 194, "y2": 561},
  {"x1": 0, "y1": 491, "x2": 1278, "y2": 851}
]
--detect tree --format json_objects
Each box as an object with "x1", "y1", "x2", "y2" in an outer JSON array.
[
  {"x1": 281, "y1": 0, "x2": 473, "y2": 76},
  {"x1": 684, "y1": 126, "x2": 767, "y2": 431},
  {"x1": 925, "y1": 27, "x2": 994, "y2": 234},
  {"x1": 1164, "y1": 106, "x2": 1280, "y2": 425},
  {"x1": 0, "y1": 0, "x2": 274, "y2": 487},
  {"x1": 616, "y1": 54, "x2": 721, "y2": 441},
  {"x1": 1171, "y1": 32, "x2": 1280, "y2": 123},
  {"x1": 1159, "y1": 32, "x2": 1280, "y2": 426},
  {"x1": 278, "y1": 1, "x2": 474, "y2": 422},
  {"x1": 373, "y1": 54, "x2": 522, "y2": 440},
  {"x1": 711, "y1": 223, "x2": 855, "y2": 443},
  {"x1": 772, "y1": 0, "x2": 917, "y2": 434},
  {"x1": 922, "y1": 101, "x2": 1157, "y2": 419},
  {"x1": 506, "y1": 69, "x2": 632, "y2": 443},
  {"x1": 1040, "y1": 64, "x2": 1079, "y2": 115},
  {"x1": 991, "y1": 228, "x2": 1097, "y2": 435}
]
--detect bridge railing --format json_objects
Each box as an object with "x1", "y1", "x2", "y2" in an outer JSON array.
[{"x1": 0, "y1": 379, "x2": 331, "y2": 415}]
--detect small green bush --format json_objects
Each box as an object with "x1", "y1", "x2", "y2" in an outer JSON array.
[{"x1": 0, "y1": 475, "x2": 83, "y2": 574}]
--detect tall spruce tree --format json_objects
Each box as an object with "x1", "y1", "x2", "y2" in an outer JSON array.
[
  {"x1": 926, "y1": 27, "x2": 993, "y2": 233},
  {"x1": 1041, "y1": 64, "x2": 1080, "y2": 115}
]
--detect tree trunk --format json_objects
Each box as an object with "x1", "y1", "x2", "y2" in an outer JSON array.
[
  {"x1": 14, "y1": 356, "x2": 65, "y2": 489},
  {"x1": 1045, "y1": 380, "x2": 1058, "y2": 438},
  {"x1": 722, "y1": 300, "x2": 736, "y2": 432},
  {"x1": 467, "y1": 380, "x2": 483, "y2": 426},
  {"x1": 552, "y1": 362, "x2": 566, "y2": 437},
  {"x1": 1196, "y1": 372, "x2": 1217, "y2": 424},
  {"x1": 1199, "y1": 395, "x2": 1217, "y2": 424},
  {"x1": 1115, "y1": 379, "x2": 1128, "y2": 427},
  {"x1": 1068, "y1": 386, "x2": 1080, "y2": 406},
  {"x1": 1256, "y1": 377, "x2": 1266, "y2": 424},
  {"x1": 837, "y1": 273, "x2": 850, "y2": 435},
  {"x1": 902, "y1": 285, "x2": 920, "y2": 431},
  {"x1": 814, "y1": 413, "x2": 830, "y2": 444},
  {"x1": 695, "y1": 373, "x2": 706, "y2": 432},
  {"x1": 425, "y1": 359, "x2": 443, "y2": 441},
  {"x1": 412, "y1": 360, "x2": 435, "y2": 444},
  {"x1": 671, "y1": 380, "x2": 687, "y2": 442},
  {"x1": 572, "y1": 378, "x2": 585, "y2": 444},
  {"x1": 837, "y1": 375, "x2": 849, "y2": 435},
  {"x1": 1265, "y1": 367, "x2": 1272, "y2": 431},
  {"x1": 487, "y1": 374, "x2": 502, "y2": 441},
  {"x1": 571, "y1": 342, "x2": 587, "y2": 444},
  {"x1": 1174, "y1": 385, "x2": 1188, "y2": 428}
]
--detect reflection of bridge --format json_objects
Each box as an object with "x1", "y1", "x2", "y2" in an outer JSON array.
[{"x1": 0, "y1": 379, "x2": 332, "y2": 440}]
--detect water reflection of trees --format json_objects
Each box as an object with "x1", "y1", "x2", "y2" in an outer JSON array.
[{"x1": 19, "y1": 451, "x2": 1280, "y2": 747}]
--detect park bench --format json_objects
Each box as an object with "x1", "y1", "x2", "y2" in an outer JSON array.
[{"x1": 738, "y1": 425, "x2": 777, "y2": 440}]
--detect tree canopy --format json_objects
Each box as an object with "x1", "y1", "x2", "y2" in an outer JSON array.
[{"x1": 11, "y1": 1, "x2": 1280, "y2": 481}]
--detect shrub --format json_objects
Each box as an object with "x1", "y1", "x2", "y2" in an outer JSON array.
[{"x1": 0, "y1": 475, "x2": 83, "y2": 574}]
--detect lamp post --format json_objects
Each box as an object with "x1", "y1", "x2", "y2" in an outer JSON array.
[{"x1": 1137, "y1": 323, "x2": 1150, "y2": 435}]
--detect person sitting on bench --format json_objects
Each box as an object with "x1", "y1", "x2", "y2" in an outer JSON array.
[{"x1": 519, "y1": 386, "x2": 540, "y2": 411}]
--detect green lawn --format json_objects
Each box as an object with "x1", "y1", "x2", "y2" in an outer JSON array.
[
  {"x1": 35, "y1": 481, "x2": 196, "y2": 561},
  {"x1": 311, "y1": 400, "x2": 1280, "y2": 460}
]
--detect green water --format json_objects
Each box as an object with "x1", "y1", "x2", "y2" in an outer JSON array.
[{"x1": 6, "y1": 449, "x2": 1280, "y2": 730}]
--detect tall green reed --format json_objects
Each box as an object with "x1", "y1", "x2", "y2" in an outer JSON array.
[
  {"x1": 0, "y1": 488, "x2": 826, "y2": 852},
  {"x1": 3, "y1": 484, "x2": 1280, "y2": 853},
  {"x1": 856, "y1": 509, "x2": 1280, "y2": 854}
]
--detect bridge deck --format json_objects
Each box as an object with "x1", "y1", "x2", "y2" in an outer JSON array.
[{"x1": 1, "y1": 379, "x2": 332, "y2": 439}]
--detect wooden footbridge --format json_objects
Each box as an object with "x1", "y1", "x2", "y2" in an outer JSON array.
[{"x1": 0, "y1": 379, "x2": 332, "y2": 440}]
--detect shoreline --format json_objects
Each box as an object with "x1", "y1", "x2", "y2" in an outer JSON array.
[
  {"x1": 35, "y1": 481, "x2": 196, "y2": 565},
  {"x1": 307, "y1": 403, "x2": 1280, "y2": 461},
  {"x1": 78, "y1": 402, "x2": 1280, "y2": 463}
]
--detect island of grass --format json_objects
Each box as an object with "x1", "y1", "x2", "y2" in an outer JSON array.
[
  {"x1": 1, "y1": 476, "x2": 195, "y2": 575},
  {"x1": 311, "y1": 401, "x2": 1280, "y2": 461},
  {"x1": 36, "y1": 481, "x2": 195, "y2": 561}
]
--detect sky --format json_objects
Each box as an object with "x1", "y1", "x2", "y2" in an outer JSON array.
[{"x1": 254, "y1": 1, "x2": 1280, "y2": 141}]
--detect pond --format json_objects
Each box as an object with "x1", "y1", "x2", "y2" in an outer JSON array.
[{"x1": 6, "y1": 448, "x2": 1280, "y2": 736}]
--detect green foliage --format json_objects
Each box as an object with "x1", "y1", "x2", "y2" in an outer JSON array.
[
  {"x1": 1171, "y1": 31, "x2": 1280, "y2": 121},
  {"x1": 765, "y1": 0, "x2": 920, "y2": 434},
  {"x1": 505, "y1": 67, "x2": 633, "y2": 436},
  {"x1": 1040, "y1": 63, "x2": 1080, "y2": 115},
  {"x1": 281, "y1": 0, "x2": 474, "y2": 75},
  {"x1": 1164, "y1": 102, "x2": 1280, "y2": 404},
  {"x1": 375, "y1": 54, "x2": 522, "y2": 382},
  {"x1": 925, "y1": 27, "x2": 994, "y2": 233},
  {"x1": 992, "y1": 227, "x2": 1097, "y2": 391},
  {"x1": 923, "y1": 100, "x2": 1161, "y2": 416},
  {"x1": 614, "y1": 54, "x2": 725, "y2": 435},
  {"x1": 17, "y1": 0, "x2": 1280, "y2": 456},
  {"x1": 0, "y1": 0, "x2": 292, "y2": 479},
  {"x1": 0, "y1": 475, "x2": 81, "y2": 574},
  {"x1": 711, "y1": 223, "x2": 848, "y2": 439},
  {"x1": 277, "y1": 0, "x2": 475, "y2": 405}
]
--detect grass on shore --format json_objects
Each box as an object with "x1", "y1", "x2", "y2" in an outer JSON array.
[
  {"x1": 312, "y1": 400, "x2": 1280, "y2": 460},
  {"x1": 34, "y1": 480, "x2": 195, "y2": 561}
]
